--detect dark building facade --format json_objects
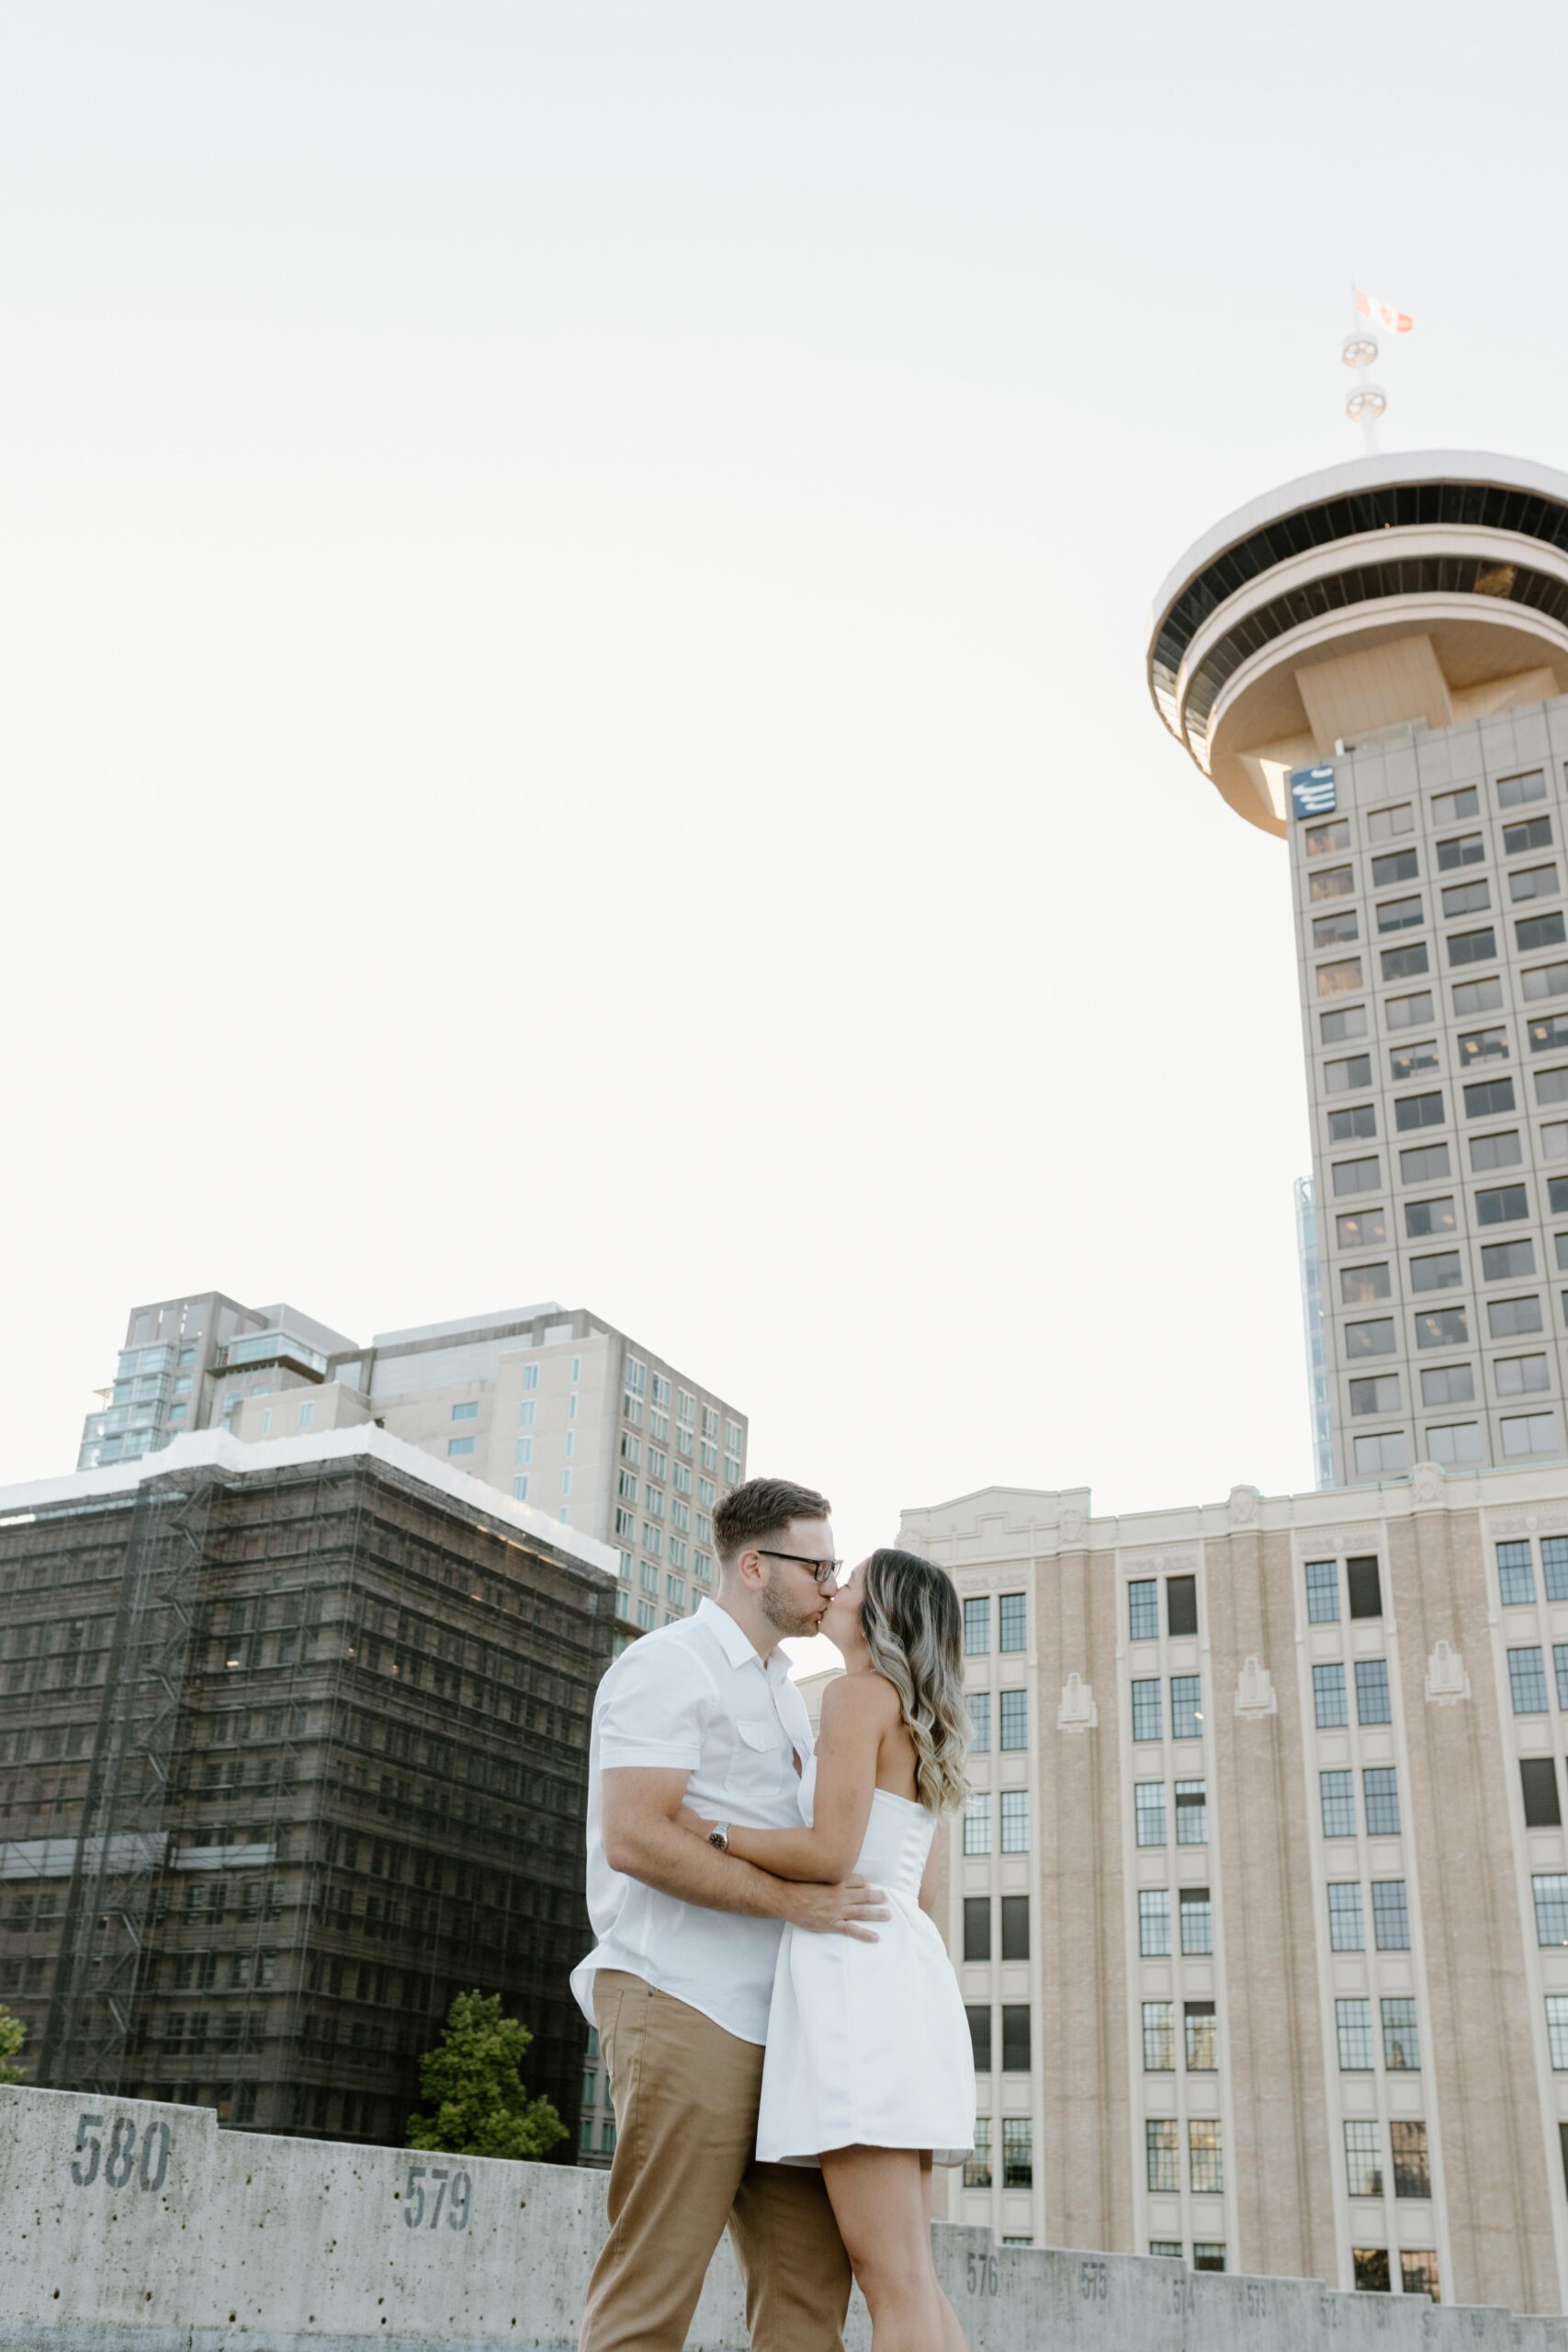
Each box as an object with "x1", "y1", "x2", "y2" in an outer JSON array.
[{"x1": 0, "y1": 1434, "x2": 617, "y2": 2146}]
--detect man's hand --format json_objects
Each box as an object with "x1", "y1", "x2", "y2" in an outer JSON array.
[{"x1": 779, "y1": 1873, "x2": 891, "y2": 1941}]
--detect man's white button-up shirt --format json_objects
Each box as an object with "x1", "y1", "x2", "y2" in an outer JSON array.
[{"x1": 570, "y1": 1596, "x2": 813, "y2": 2044}]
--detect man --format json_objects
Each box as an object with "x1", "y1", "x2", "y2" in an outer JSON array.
[{"x1": 572, "y1": 1476, "x2": 888, "y2": 2352}]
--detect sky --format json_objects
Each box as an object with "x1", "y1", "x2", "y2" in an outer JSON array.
[{"x1": 6, "y1": 0, "x2": 1568, "y2": 1608}]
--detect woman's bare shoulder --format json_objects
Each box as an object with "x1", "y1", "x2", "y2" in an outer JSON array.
[{"x1": 819, "y1": 1669, "x2": 902, "y2": 1725}]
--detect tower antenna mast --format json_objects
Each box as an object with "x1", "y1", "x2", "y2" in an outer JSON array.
[{"x1": 1342, "y1": 285, "x2": 1386, "y2": 453}]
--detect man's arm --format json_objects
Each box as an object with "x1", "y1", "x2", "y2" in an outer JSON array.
[{"x1": 601, "y1": 1767, "x2": 889, "y2": 1939}]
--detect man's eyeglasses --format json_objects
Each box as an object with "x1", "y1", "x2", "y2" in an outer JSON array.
[{"x1": 756, "y1": 1548, "x2": 842, "y2": 1590}]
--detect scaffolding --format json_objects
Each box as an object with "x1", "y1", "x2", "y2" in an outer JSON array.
[{"x1": 36, "y1": 1467, "x2": 214, "y2": 2092}]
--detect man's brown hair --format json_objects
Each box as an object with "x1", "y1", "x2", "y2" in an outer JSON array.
[{"x1": 713, "y1": 1476, "x2": 832, "y2": 1566}]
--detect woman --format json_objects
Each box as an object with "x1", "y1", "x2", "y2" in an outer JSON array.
[{"x1": 682, "y1": 1546, "x2": 976, "y2": 2352}]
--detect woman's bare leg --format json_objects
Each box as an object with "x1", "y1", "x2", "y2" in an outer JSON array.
[
  {"x1": 818, "y1": 2145, "x2": 965, "y2": 2352},
  {"x1": 919, "y1": 2153, "x2": 970, "y2": 2352}
]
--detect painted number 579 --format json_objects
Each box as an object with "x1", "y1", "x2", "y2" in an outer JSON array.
[{"x1": 403, "y1": 2166, "x2": 471, "y2": 2231}]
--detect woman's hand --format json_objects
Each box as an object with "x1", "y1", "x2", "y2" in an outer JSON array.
[{"x1": 678, "y1": 1804, "x2": 719, "y2": 1841}]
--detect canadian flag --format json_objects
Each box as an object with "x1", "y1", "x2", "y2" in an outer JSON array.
[{"x1": 1356, "y1": 288, "x2": 1414, "y2": 334}]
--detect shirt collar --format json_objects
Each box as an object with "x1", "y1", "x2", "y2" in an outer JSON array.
[{"x1": 697, "y1": 1594, "x2": 790, "y2": 1681}]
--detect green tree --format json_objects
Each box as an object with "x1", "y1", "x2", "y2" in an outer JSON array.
[
  {"x1": 0, "y1": 2004, "x2": 25, "y2": 2086},
  {"x1": 406, "y1": 1990, "x2": 567, "y2": 2162}
]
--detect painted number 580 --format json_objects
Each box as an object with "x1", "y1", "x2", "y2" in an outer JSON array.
[{"x1": 70, "y1": 2113, "x2": 172, "y2": 2193}]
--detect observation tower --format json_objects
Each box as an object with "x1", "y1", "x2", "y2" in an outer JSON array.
[{"x1": 1148, "y1": 449, "x2": 1568, "y2": 1487}]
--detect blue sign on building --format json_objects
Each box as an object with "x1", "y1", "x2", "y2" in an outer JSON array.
[{"x1": 1291, "y1": 764, "x2": 1337, "y2": 820}]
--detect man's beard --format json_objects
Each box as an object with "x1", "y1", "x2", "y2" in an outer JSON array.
[{"x1": 759, "y1": 1565, "x2": 819, "y2": 1640}]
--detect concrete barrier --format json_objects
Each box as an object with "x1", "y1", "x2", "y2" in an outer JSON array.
[{"x1": 1, "y1": 2085, "x2": 1561, "y2": 2350}]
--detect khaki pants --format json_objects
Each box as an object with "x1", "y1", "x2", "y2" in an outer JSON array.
[{"x1": 580, "y1": 1970, "x2": 852, "y2": 2352}]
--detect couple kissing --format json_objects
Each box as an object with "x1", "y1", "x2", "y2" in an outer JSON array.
[{"x1": 571, "y1": 1475, "x2": 976, "y2": 2352}]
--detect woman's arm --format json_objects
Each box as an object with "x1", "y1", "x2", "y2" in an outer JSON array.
[{"x1": 697, "y1": 1676, "x2": 896, "y2": 1883}]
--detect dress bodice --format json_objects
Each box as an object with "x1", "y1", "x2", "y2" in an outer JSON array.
[{"x1": 798, "y1": 1756, "x2": 935, "y2": 1904}]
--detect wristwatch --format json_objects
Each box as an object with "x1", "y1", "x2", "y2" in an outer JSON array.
[{"x1": 707, "y1": 1821, "x2": 730, "y2": 1853}]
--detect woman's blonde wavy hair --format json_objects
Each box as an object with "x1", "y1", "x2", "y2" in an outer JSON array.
[{"x1": 861, "y1": 1547, "x2": 972, "y2": 1814}]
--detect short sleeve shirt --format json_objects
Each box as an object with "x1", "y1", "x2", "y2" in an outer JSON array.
[{"x1": 570, "y1": 1597, "x2": 813, "y2": 2043}]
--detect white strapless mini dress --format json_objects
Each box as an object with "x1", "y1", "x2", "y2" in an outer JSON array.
[{"x1": 754, "y1": 1765, "x2": 976, "y2": 2165}]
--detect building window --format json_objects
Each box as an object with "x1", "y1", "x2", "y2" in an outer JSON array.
[
  {"x1": 1448, "y1": 926, "x2": 1497, "y2": 967},
  {"x1": 513, "y1": 1476, "x2": 530, "y2": 1502},
  {"x1": 1355, "y1": 1659, "x2": 1392, "y2": 1724},
  {"x1": 1192, "y1": 2244, "x2": 1226, "y2": 2274},
  {"x1": 1503, "y1": 1409, "x2": 1560, "y2": 1454},
  {"x1": 1305, "y1": 1559, "x2": 1339, "y2": 1622},
  {"x1": 451, "y1": 1401, "x2": 479, "y2": 1420},
  {"x1": 1394, "y1": 1091, "x2": 1444, "y2": 1132},
  {"x1": 965, "y1": 2006, "x2": 991, "y2": 2073},
  {"x1": 1148, "y1": 2241, "x2": 1183, "y2": 2260},
  {"x1": 1320, "y1": 1770, "x2": 1357, "y2": 1838},
  {"x1": 1001, "y1": 2119, "x2": 1032, "y2": 2188},
  {"x1": 1371, "y1": 1880, "x2": 1410, "y2": 1951},
  {"x1": 1401, "y1": 2251, "x2": 1439, "y2": 2301},
  {"x1": 447, "y1": 1436, "x2": 475, "y2": 1457},
  {"x1": 1546, "y1": 1996, "x2": 1568, "y2": 2070},
  {"x1": 964, "y1": 1597, "x2": 990, "y2": 1655},
  {"x1": 1536, "y1": 1874, "x2": 1568, "y2": 1945},
  {"x1": 1000, "y1": 1894, "x2": 1029, "y2": 1961},
  {"x1": 1467, "y1": 1079, "x2": 1518, "y2": 1122},
  {"x1": 1377, "y1": 893, "x2": 1424, "y2": 933},
  {"x1": 1433, "y1": 785, "x2": 1481, "y2": 823},
  {"x1": 1345, "y1": 1317, "x2": 1395, "y2": 1357},
  {"x1": 1421, "y1": 1362, "x2": 1473, "y2": 1405},
  {"x1": 968, "y1": 1692, "x2": 992, "y2": 1753},
  {"x1": 1410, "y1": 1249, "x2": 1462, "y2": 1291},
  {"x1": 963, "y1": 1897, "x2": 991, "y2": 1962},
  {"x1": 1382, "y1": 1996, "x2": 1419, "y2": 2070},
  {"x1": 1349, "y1": 1375, "x2": 1401, "y2": 1417},
  {"x1": 1441, "y1": 878, "x2": 1490, "y2": 919},
  {"x1": 1184, "y1": 2001, "x2": 1217, "y2": 2071},
  {"x1": 1170, "y1": 1675, "x2": 1202, "y2": 1739},
  {"x1": 1000, "y1": 2005, "x2": 1030, "y2": 2071},
  {"x1": 1472, "y1": 1129, "x2": 1524, "y2": 1172},
  {"x1": 1134, "y1": 1783, "x2": 1167, "y2": 1847},
  {"x1": 523, "y1": 1364, "x2": 539, "y2": 1392},
  {"x1": 636, "y1": 1599, "x2": 656, "y2": 1630},
  {"x1": 1390, "y1": 1039, "x2": 1439, "y2": 1081},
  {"x1": 1323, "y1": 1004, "x2": 1371, "y2": 1042},
  {"x1": 1146, "y1": 2120, "x2": 1179, "y2": 2193},
  {"x1": 1336, "y1": 1998, "x2": 1373, "y2": 2070},
  {"x1": 1139, "y1": 1889, "x2": 1170, "y2": 1957},
  {"x1": 1319, "y1": 957, "x2": 1366, "y2": 998},
  {"x1": 1174, "y1": 1781, "x2": 1207, "y2": 1845},
  {"x1": 1188, "y1": 2120, "x2": 1224, "y2": 2195},
  {"x1": 1143, "y1": 2000, "x2": 1176, "y2": 2070},
  {"x1": 1391, "y1": 2120, "x2": 1429, "y2": 2199},
  {"x1": 1508, "y1": 1645, "x2": 1549, "y2": 1713},
  {"x1": 1342, "y1": 1264, "x2": 1392, "y2": 1305},
  {"x1": 1513, "y1": 863, "x2": 1561, "y2": 902},
  {"x1": 999, "y1": 1690, "x2": 1028, "y2": 1750},
  {"x1": 1132, "y1": 1679, "x2": 1164, "y2": 1741},
  {"x1": 1314, "y1": 1664, "x2": 1348, "y2": 1729},
  {"x1": 1328, "y1": 1883, "x2": 1364, "y2": 1951},
  {"x1": 1167, "y1": 1575, "x2": 1198, "y2": 1636},
  {"x1": 1363, "y1": 1768, "x2": 1400, "y2": 1836},
  {"x1": 964, "y1": 2120, "x2": 992, "y2": 2188},
  {"x1": 1128, "y1": 1578, "x2": 1158, "y2": 1641},
  {"x1": 1521, "y1": 914, "x2": 1568, "y2": 954},
  {"x1": 1415, "y1": 1306, "x2": 1468, "y2": 1347},
  {"x1": 1506, "y1": 1538, "x2": 1550, "y2": 1606},
  {"x1": 1347, "y1": 1556, "x2": 1382, "y2": 1618},
  {"x1": 1352, "y1": 2248, "x2": 1391, "y2": 2294},
  {"x1": 519, "y1": 1401, "x2": 536, "y2": 1428},
  {"x1": 999, "y1": 1792, "x2": 1028, "y2": 1853},
  {"x1": 1382, "y1": 942, "x2": 1428, "y2": 981},
  {"x1": 1496, "y1": 1352, "x2": 1551, "y2": 1394},
  {"x1": 1521, "y1": 1759, "x2": 1562, "y2": 1828},
  {"x1": 1331, "y1": 1104, "x2": 1378, "y2": 1142},
  {"x1": 1427, "y1": 1421, "x2": 1483, "y2": 1464},
  {"x1": 1385, "y1": 990, "x2": 1433, "y2": 1030},
  {"x1": 998, "y1": 1593, "x2": 1026, "y2": 1653},
  {"x1": 1343, "y1": 2120, "x2": 1382, "y2": 2199},
  {"x1": 1179, "y1": 1886, "x2": 1212, "y2": 1955},
  {"x1": 1325, "y1": 1050, "x2": 1372, "y2": 1089},
  {"x1": 1353, "y1": 1431, "x2": 1407, "y2": 1474},
  {"x1": 1401, "y1": 1145, "x2": 1451, "y2": 1184},
  {"x1": 1555, "y1": 1639, "x2": 1568, "y2": 1709},
  {"x1": 1333, "y1": 1156, "x2": 1382, "y2": 1196},
  {"x1": 1339, "y1": 1206, "x2": 1389, "y2": 1248},
  {"x1": 1483, "y1": 1238, "x2": 1536, "y2": 1280},
  {"x1": 1315, "y1": 909, "x2": 1360, "y2": 947},
  {"x1": 963, "y1": 1795, "x2": 991, "y2": 1856},
  {"x1": 1306, "y1": 817, "x2": 1353, "y2": 854}
]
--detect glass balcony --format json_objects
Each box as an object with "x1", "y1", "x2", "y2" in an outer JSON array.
[
  {"x1": 117, "y1": 1345, "x2": 175, "y2": 1379},
  {"x1": 220, "y1": 1329, "x2": 328, "y2": 1376}
]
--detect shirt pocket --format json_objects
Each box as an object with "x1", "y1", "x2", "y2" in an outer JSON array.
[{"x1": 725, "y1": 1716, "x2": 791, "y2": 1800}]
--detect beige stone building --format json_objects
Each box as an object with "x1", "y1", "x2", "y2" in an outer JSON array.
[{"x1": 896, "y1": 1464, "x2": 1568, "y2": 2312}]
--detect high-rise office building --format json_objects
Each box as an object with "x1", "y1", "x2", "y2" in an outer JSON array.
[
  {"x1": 1148, "y1": 452, "x2": 1568, "y2": 1486},
  {"x1": 77, "y1": 1296, "x2": 747, "y2": 1634},
  {"x1": 912, "y1": 1465, "x2": 1568, "y2": 2313},
  {"x1": 0, "y1": 1428, "x2": 617, "y2": 2147}
]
